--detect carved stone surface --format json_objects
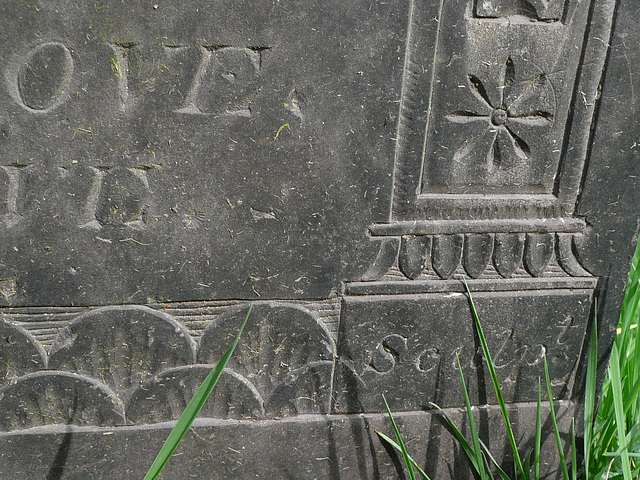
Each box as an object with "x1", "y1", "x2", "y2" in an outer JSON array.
[
  {"x1": 127, "y1": 366, "x2": 265, "y2": 423},
  {"x1": 0, "y1": 319, "x2": 46, "y2": 383},
  {"x1": 0, "y1": 0, "x2": 638, "y2": 478},
  {"x1": 0, "y1": 0, "x2": 399, "y2": 306}
]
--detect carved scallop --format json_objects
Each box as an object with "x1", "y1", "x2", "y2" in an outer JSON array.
[
  {"x1": 524, "y1": 233, "x2": 554, "y2": 277},
  {"x1": 557, "y1": 233, "x2": 591, "y2": 276},
  {"x1": 463, "y1": 234, "x2": 494, "y2": 278},
  {"x1": 0, "y1": 371, "x2": 124, "y2": 431},
  {"x1": 198, "y1": 302, "x2": 335, "y2": 401},
  {"x1": 0, "y1": 320, "x2": 46, "y2": 385},
  {"x1": 359, "y1": 238, "x2": 399, "y2": 281},
  {"x1": 432, "y1": 234, "x2": 463, "y2": 279},
  {"x1": 266, "y1": 361, "x2": 334, "y2": 416},
  {"x1": 493, "y1": 233, "x2": 525, "y2": 278},
  {"x1": 126, "y1": 365, "x2": 264, "y2": 424},
  {"x1": 399, "y1": 235, "x2": 431, "y2": 279},
  {"x1": 48, "y1": 306, "x2": 196, "y2": 400}
]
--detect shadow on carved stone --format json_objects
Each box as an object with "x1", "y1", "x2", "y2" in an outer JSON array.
[
  {"x1": 198, "y1": 302, "x2": 335, "y2": 415},
  {"x1": 0, "y1": 371, "x2": 124, "y2": 431},
  {"x1": 48, "y1": 306, "x2": 196, "y2": 400},
  {"x1": 126, "y1": 365, "x2": 264, "y2": 424}
]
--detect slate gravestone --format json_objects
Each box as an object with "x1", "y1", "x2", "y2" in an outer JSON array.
[{"x1": 0, "y1": 1, "x2": 638, "y2": 478}]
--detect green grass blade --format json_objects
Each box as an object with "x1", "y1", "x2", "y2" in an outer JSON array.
[
  {"x1": 571, "y1": 419, "x2": 577, "y2": 480},
  {"x1": 463, "y1": 280, "x2": 526, "y2": 479},
  {"x1": 479, "y1": 438, "x2": 514, "y2": 480},
  {"x1": 376, "y1": 431, "x2": 431, "y2": 480},
  {"x1": 602, "y1": 423, "x2": 640, "y2": 461},
  {"x1": 456, "y1": 354, "x2": 490, "y2": 480},
  {"x1": 524, "y1": 450, "x2": 532, "y2": 480},
  {"x1": 609, "y1": 343, "x2": 633, "y2": 480},
  {"x1": 382, "y1": 394, "x2": 417, "y2": 480},
  {"x1": 584, "y1": 303, "x2": 598, "y2": 480},
  {"x1": 142, "y1": 304, "x2": 253, "y2": 480},
  {"x1": 544, "y1": 356, "x2": 570, "y2": 480},
  {"x1": 535, "y1": 379, "x2": 542, "y2": 480},
  {"x1": 431, "y1": 402, "x2": 485, "y2": 475}
]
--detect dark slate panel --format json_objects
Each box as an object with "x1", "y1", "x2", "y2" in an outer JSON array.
[{"x1": 0, "y1": 0, "x2": 405, "y2": 306}]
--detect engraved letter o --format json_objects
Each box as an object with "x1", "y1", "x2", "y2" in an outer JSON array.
[{"x1": 11, "y1": 42, "x2": 74, "y2": 112}]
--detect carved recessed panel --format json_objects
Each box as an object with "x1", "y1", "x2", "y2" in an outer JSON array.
[
  {"x1": 390, "y1": 0, "x2": 593, "y2": 220},
  {"x1": 437, "y1": 56, "x2": 555, "y2": 193},
  {"x1": 334, "y1": 290, "x2": 592, "y2": 413}
]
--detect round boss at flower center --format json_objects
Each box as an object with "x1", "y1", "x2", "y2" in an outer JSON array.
[{"x1": 490, "y1": 108, "x2": 508, "y2": 126}]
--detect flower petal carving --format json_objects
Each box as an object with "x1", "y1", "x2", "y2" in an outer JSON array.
[{"x1": 447, "y1": 57, "x2": 554, "y2": 176}]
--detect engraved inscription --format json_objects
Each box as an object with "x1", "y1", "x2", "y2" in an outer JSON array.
[
  {"x1": 79, "y1": 167, "x2": 151, "y2": 230},
  {"x1": 335, "y1": 291, "x2": 592, "y2": 412},
  {"x1": 3, "y1": 41, "x2": 272, "y2": 118},
  {"x1": 11, "y1": 42, "x2": 74, "y2": 112},
  {"x1": 0, "y1": 165, "x2": 26, "y2": 226},
  {"x1": 107, "y1": 42, "x2": 138, "y2": 109},
  {"x1": 167, "y1": 45, "x2": 268, "y2": 116}
]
